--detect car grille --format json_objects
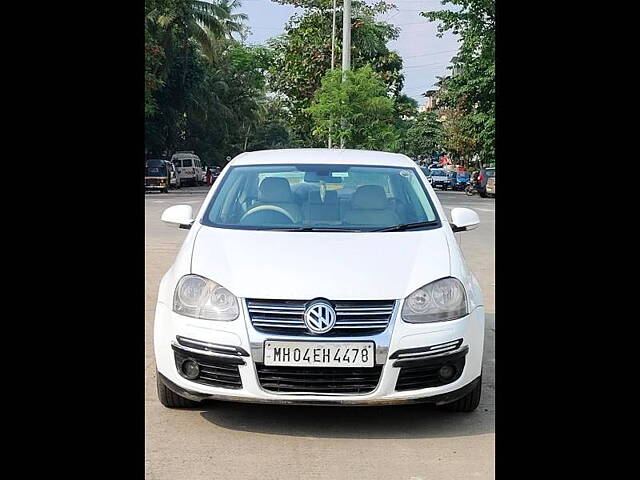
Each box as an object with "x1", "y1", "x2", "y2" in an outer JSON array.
[
  {"x1": 173, "y1": 348, "x2": 243, "y2": 389},
  {"x1": 246, "y1": 299, "x2": 396, "y2": 336},
  {"x1": 255, "y1": 363, "x2": 383, "y2": 394},
  {"x1": 146, "y1": 178, "x2": 160, "y2": 186}
]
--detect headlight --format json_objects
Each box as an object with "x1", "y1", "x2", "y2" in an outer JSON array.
[
  {"x1": 173, "y1": 274, "x2": 239, "y2": 321},
  {"x1": 401, "y1": 277, "x2": 467, "y2": 323}
]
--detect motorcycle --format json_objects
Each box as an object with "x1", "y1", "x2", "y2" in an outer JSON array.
[{"x1": 465, "y1": 181, "x2": 479, "y2": 196}]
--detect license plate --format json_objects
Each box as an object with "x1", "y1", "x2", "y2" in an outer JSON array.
[{"x1": 264, "y1": 341, "x2": 375, "y2": 367}]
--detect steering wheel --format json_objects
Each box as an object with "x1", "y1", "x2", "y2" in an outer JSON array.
[{"x1": 240, "y1": 205, "x2": 296, "y2": 224}]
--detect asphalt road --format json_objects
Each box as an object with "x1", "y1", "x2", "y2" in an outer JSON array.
[{"x1": 145, "y1": 186, "x2": 495, "y2": 480}]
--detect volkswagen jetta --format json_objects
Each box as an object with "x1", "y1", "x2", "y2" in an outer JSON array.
[{"x1": 154, "y1": 149, "x2": 485, "y2": 411}]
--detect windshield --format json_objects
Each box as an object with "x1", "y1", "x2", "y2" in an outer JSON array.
[
  {"x1": 145, "y1": 160, "x2": 167, "y2": 176},
  {"x1": 202, "y1": 164, "x2": 440, "y2": 231},
  {"x1": 431, "y1": 169, "x2": 446, "y2": 176},
  {"x1": 485, "y1": 168, "x2": 495, "y2": 177}
]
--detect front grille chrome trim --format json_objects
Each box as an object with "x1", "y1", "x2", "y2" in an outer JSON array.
[{"x1": 246, "y1": 298, "x2": 397, "y2": 336}]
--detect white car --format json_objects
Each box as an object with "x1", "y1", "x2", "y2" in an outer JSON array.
[{"x1": 154, "y1": 149, "x2": 485, "y2": 410}]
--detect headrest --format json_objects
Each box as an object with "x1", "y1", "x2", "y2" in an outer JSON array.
[
  {"x1": 351, "y1": 185, "x2": 388, "y2": 210},
  {"x1": 259, "y1": 177, "x2": 293, "y2": 203},
  {"x1": 308, "y1": 189, "x2": 338, "y2": 205}
]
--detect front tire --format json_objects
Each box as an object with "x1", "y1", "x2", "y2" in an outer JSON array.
[
  {"x1": 156, "y1": 372, "x2": 200, "y2": 409},
  {"x1": 439, "y1": 377, "x2": 482, "y2": 412}
]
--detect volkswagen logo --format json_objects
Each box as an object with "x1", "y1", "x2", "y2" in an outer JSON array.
[{"x1": 303, "y1": 301, "x2": 337, "y2": 334}]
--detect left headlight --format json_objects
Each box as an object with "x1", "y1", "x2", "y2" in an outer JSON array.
[
  {"x1": 401, "y1": 277, "x2": 468, "y2": 323},
  {"x1": 173, "y1": 274, "x2": 239, "y2": 321}
]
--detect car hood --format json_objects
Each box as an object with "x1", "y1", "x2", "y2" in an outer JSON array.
[{"x1": 190, "y1": 226, "x2": 451, "y2": 300}]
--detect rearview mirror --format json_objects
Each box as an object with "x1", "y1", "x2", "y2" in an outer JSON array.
[
  {"x1": 450, "y1": 207, "x2": 479, "y2": 232},
  {"x1": 161, "y1": 205, "x2": 194, "y2": 228}
]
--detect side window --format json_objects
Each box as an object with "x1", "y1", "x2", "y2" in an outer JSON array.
[{"x1": 173, "y1": 160, "x2": 181, "y2": 167}]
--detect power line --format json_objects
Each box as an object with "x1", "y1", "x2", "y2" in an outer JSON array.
[
  {"x1": 402, "y1": 49, "x2": 457, "y2": 59},
  {"x1": 403, "y1": 61, "x2": 449, "y2": 70}
]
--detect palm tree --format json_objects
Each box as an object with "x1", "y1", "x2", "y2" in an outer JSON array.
[{"x1": 149, "y1": 1, "x2": 247, "y2": 58}]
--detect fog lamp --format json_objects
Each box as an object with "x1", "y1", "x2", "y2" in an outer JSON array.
[
  {"x1": 181, "y1": 359, "x2": 200, "y2": 379},
  {"x1": 438, "y1": 364, "x2": 456, "y2": 380}
]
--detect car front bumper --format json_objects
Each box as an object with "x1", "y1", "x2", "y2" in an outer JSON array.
[{"x1": 154, "y1": 301, "x2": 485, "y2": 405}]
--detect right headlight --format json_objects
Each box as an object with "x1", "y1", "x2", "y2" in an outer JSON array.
[
  {"x1": 401, "y1": 277, "x2": 468, "y2": 323},
  {"x1": 173, "y1": 274, "x2": 239, "y2": 321}
]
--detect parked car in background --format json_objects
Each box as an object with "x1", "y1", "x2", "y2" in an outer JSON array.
[
  {"x1": 168, "y1": 162, "x2": 180, "y2": 189},
  {"x1": 171, "y1": 151, "x2": 203, "y2": 187},
  {"x1": 429, "y1": 168, "x2": 450, "y2": 190},
  {"x1": 155, "y1": 148, "x2": 485, "y2": 411},
  {"x1": 145, "y1": 159, "x2": 171, "y2": 193},
  {"x1": 477, "y1": 168, "x2": 495, "y2": 198}
]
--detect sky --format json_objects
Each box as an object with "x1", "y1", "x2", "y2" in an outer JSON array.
[{"x1": 236, "y1": 0, "x2": 460, "y2": 105}]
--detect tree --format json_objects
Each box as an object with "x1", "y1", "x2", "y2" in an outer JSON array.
[
  {"x1": 144, "y1": 0, "x2": 268, "y2": 164},
  {"x1": 268, "y1": 1, "x2": 403, "y2": 145},
  {"x1": 306, "y1": 65, "x2": 399, "y2": 150},
  {"x1": 422, "y1": 0, "x2": 495, "y2": 166},
  {"x1": 440, "y1": 107, "x2": 478, "y2": 167},
  {"x1": 403, "y1": 111, "x2": 443, "y2": 161}
]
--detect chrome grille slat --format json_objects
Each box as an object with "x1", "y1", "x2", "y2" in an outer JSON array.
[
  {"x1": 336, "y1": 308, "x2": 393, "y2": 315},
  {"x1": 253, "y1": 324, "x2": 307, "y2": 329},
  {"x1": 247, "y1": 298, "x2": 395, "y2": 336}
]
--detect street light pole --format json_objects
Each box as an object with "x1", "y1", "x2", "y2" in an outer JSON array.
[
  {"x1": 341, "y1": 0, "x2": 351, "y2": 74},
  {"x1": 340, "y1": 0, "x2": 351, "y2": 148},
  {"x1": 328, "y1": 0, "x2": 337, "y2": 149}
]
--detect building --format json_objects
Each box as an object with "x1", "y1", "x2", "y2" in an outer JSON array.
[{"x1": 418, "y1": 89, "x2": 438, "y2": 112}]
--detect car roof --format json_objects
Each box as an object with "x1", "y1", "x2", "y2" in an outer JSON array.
[{"x1": 229, "y1": 149, "x2": 417, "y2": 168}]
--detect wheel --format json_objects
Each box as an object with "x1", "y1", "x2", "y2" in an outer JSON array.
[
  {"x1": 479, "y1": 191, "x2": 487, "y2": 198},
  {"x1": 465, "y1": 188, "x2": 475, "y2": 196},
  {"x1": 439, "y1": 376, "x2": 482, "y2": 412},
  {"x1": 156, "y1": 372, "x2": 200, "y2": 408},
  {"x1": 162, "y1": 187, "x2": 169, "y2": 193},
  {"x1": 443, "y1": 185, "x2": 448, "y2": 191}
]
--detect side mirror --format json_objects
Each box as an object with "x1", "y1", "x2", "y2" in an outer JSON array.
[
  {"x1": 161, "y1": 205, "x2": 194, "y2": 229},
  {"x1": 450, "y1": 207, "x2": 480, "y2": 232}
]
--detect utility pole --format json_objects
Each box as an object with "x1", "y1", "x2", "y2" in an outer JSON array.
[
  {"x1": 340, "y1": 0, "x2": 351, "y2": 148},
  {"x1": 328, "y1": 0, "x2": 337, "y2": 149}
]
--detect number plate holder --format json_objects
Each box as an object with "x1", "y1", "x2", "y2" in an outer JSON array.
[{"x1": 263, "y1": 341, "x2": 375, "y2": 368}]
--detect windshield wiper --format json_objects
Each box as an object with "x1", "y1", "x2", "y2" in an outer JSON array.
[
  {"x1": 268, "y1": 226, "x2": 363, "y2": 232},
  {"x1": 371, "y1": 221, "x2": 439, "y2": 232}
]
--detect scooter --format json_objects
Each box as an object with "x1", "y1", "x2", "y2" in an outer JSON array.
[{"x1": 465, "y1": 181, "x2": 478, "y2": 196}]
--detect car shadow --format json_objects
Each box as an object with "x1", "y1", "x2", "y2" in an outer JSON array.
[
  {"x1": 198, "y1": 313, "x2": 495, "y2": 440},
  {"x1": 199, "y1": 398, "x2": 493, "y2": 439}
]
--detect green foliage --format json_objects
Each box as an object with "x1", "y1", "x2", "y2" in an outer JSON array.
[
  {"x1": 306, "y1": 65, "x2": 400, "y2": 150},
  {"x1": 145, "y1": 0, "x2": 276, "y2": 165},
  {"x1": 439, "y1": 108, "x2": 477, "y2": 167},
  {"x1": 402, "y1": 111, "x2": 443, "y2": 160},
  {"x1": 422, "y1": 0, "x2": 495, "y2": 166},
  {"x1": 268, "y1": 1, "x2": 403, "y2": 145}
]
